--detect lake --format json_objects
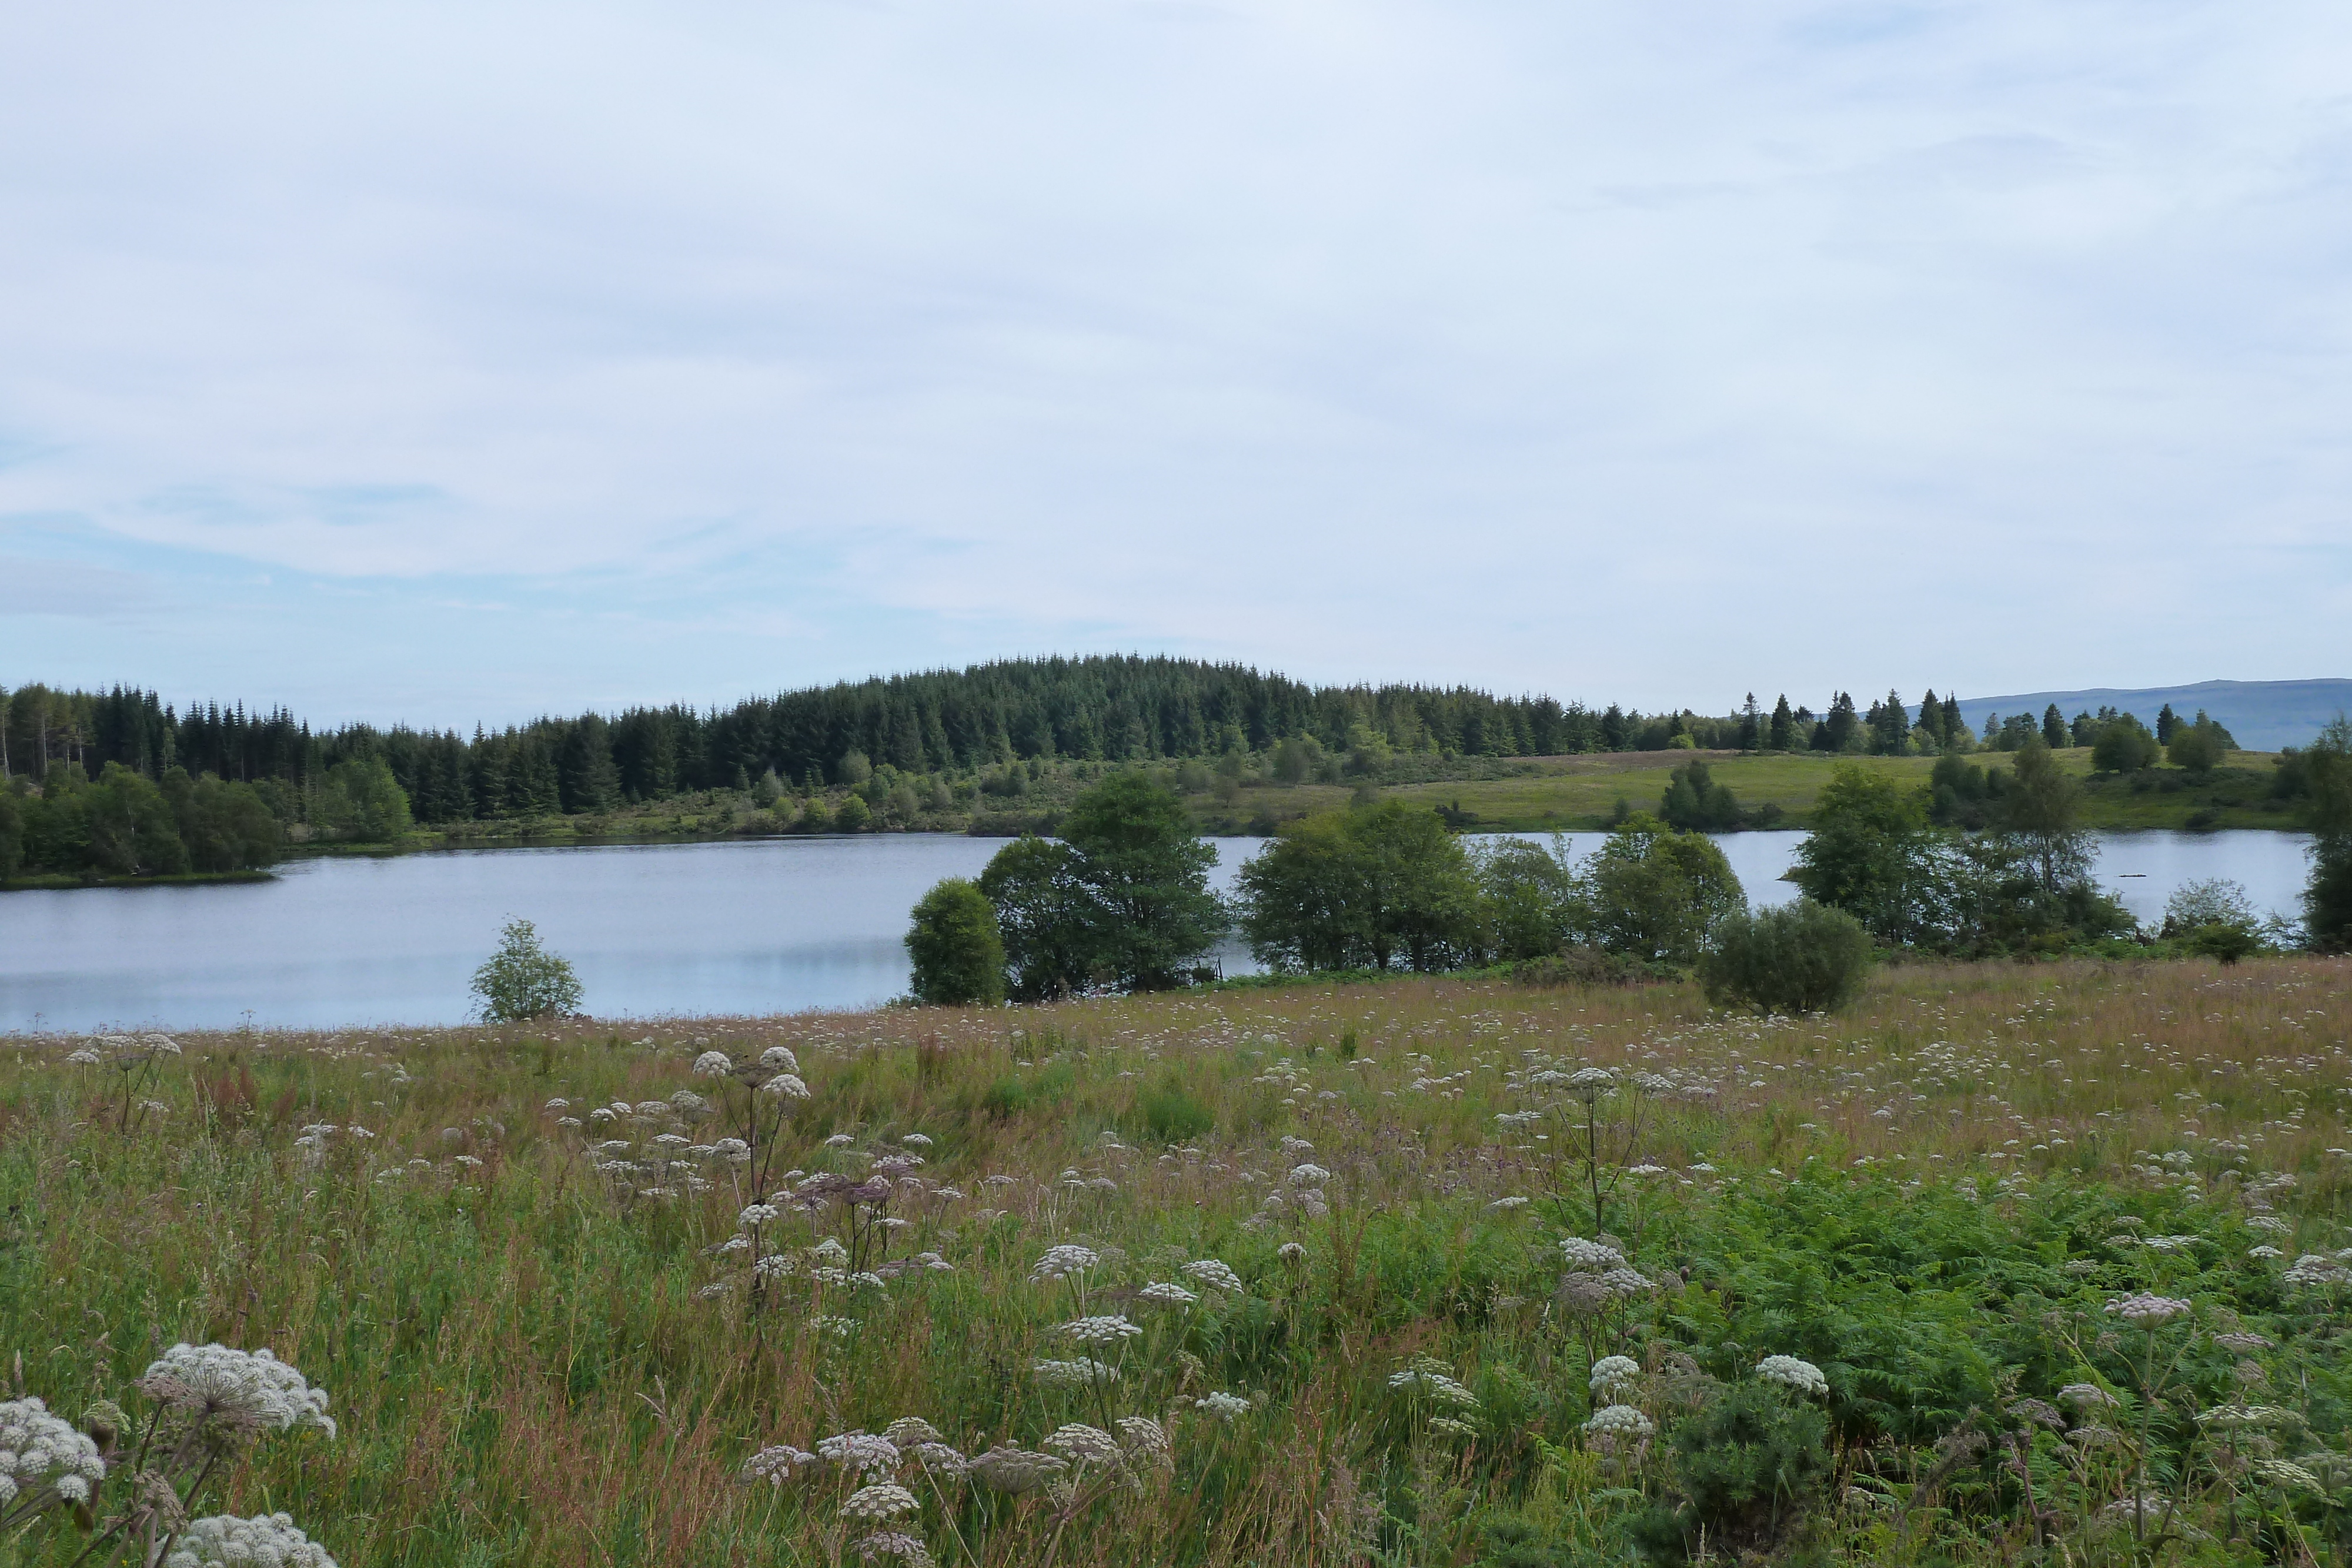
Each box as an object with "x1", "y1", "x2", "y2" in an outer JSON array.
[{"x1": 0, "y1": 830, "x2": 2316, "y2": 1033}]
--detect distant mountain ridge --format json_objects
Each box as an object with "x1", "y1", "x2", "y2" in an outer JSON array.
[{"x1": 1953, "y1": 679, "x2": 2351, "y2": 753}]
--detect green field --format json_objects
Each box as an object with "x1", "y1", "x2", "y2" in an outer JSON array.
[
  {"x1": 1186, "y1": 748, "x2": 2303, "y2": 836},
  {"x1": 8, "y1": 957, "x2": 2350, "y2": 1565}
]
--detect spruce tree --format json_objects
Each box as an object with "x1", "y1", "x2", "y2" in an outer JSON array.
[{"x1": 1768, "y1": 695, "x2": 1795, "y2": 751}]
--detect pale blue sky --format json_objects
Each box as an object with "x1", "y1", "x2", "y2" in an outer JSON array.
[{"x1": 3, "y1": 1, "x2": 2348, "y2": 728}]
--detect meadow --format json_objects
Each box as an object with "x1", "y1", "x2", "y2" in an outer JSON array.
[{"x1": 5, "y1": 957, "x2": 2349, "y2": 1566}]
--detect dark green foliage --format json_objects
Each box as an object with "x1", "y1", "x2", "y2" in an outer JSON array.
[
  {"x1": 1659, "y1": 760, "x2": 1740, "y2": 831},
  {"x1": 974, "y1": 775, "x2": 1227, "y2": 997},
  {"x1": 832, "y1": 793, "x2": 873, "y2": 831},
  {"x1": 978, "y1": 837, "x2": 1096, "y2": 999},
  {"x1": 904, "y1": 877, "x2": 1005, "y2": 1005},
  {"x1": 2092, "y1": 714, "x2": 2160, "y2": 773},
  {"x1": 1238, "y1": 801, "x2": 1480, "y2": 972},
  {"x1": 2166, "y1": 712, "x2": 2231, "y2": 775},
  {"x1": 1700, "y1": 899, "x2": 1873, "y2": 1013},
  {"x1": 161, "y1": 768, "x2": 282, "y2": 871},
  {"x1": 1628, "y1": 1383, "x2": 1831, "y2": 1565},
  {"x1": 314, "y1": 756, "x2": 413, "y2": 842},
  {"x1": 1477, "y1": 837, "x2": 1579, "y2": 962},
  {"x1": 1574, "y1": 814, "x2": 1745, "y2": 965},
  {"x1": 1787, "y1": 768, "x2": 1940, "y2": 944},
  {"x1": 1058, "y1": 773, "x2": 1228, "y2": 991},
  {"x1": 0, "y1": 787, "x2": 19, "y2": 881},
  {"x1": 2303, "y1": 716, "x2": 2352, "y2": 950},
  {"x1": 467, "y1": 917, "x2": 583, "y2": 1021},
  {"x1": 2040, "y1": 703, "x2": 2069, "y2": 749}
]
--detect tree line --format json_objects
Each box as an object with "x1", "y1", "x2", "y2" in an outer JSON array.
[
  {"x1": 908, "y1": 719, "x2": 2352, "y2": 1005},
  {"x1": 8, "y1": 664, "x2": 2083, "y2": 832}
]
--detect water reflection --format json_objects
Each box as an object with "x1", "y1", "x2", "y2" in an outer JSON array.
[{"x1": 0, "y1": 829, "x2": 2314, "y2": 1032}]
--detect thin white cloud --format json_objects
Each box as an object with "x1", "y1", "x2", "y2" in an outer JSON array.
[{"x1": 1, "y1": 0, "x2": 2348, "y2": 722}]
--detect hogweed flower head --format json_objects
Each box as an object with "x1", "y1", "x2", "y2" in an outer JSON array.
[
  {"x1": 1559, "y1": 1238, "x2": 1626, "y2": 1269},
  {"x1": 1585, "y1": 1404, "x2": 1655, "y2": 1438},
  {"x1": 2106, "y1": 1292, "x2": 2193, "y2": 1327},
  {"x1": 818, "y1": 1432, "x2": 901, "y2": 1475},
  {"x1": 1181, "y1": 1259, "x2": 1244, "y2": 1294},
  {"x1": 2059, "y1": 1383, "x2": 2118, "y2": 1410},
  {"x1": 1115, "y1": 1416, "x2": 1170, "y2": 1465},
  {"x1": 1058, "y1": 1315, "x2": 1142, "y2": 1346},
  {"x1": 968, "y1": 1445, "x2": 1069, "y2": 1493},
  {"x1": 0, "y1": 1396, "x2": 107, "y2": 1507},
  {"x1": 882, "y1": 1417, "x2": 943, "y2": 1448},
  {"x1": 162, "y1": 1513, "x2": 336, "y2": 1568},
  {"x1": 744, "y1": 1445, "x2": 818, "y2": 1485},
  {"x1": 138, "y1": 1345, "x2": 335, "y2": 1438},
  {"x1": 1043, "y1": 1424, "x2": 1121, "y2": 1465},
  {"x1": 853, "y1": 1532, "x2": 934, "y2": 1566},
  {"x1": 1756, "y1": 1356, "x2": 1829, "y2": 1396},
  {"x1": 759, "y1": 1045, "x2": 800, "y2": 1072},
  {"x1": 1032, "y1": 1359, "x2": 1116, "y2": 1388},
  {"x1": 841, "y1": 1482, "x2": 920, "y2": 1521},
  {"x1": 1030, "y1": 1245, "x2": 1098, "y2": 1282},
  {"x1": 1138, "y1": 1282, "x2": 1198, "y2": 1306},
  {"x1": 1195, "y1": 1391, "x2": 1251, "y2": 1422},
  {"x1": 1588, "y1": 1356, "x2": 1641, "y2": 1397},
  {"x1": 1288, "y1": 1164, "x2": 1331, "y2": 1187},
  {"x1": 691, "y1": 1051, "x2": 734, "y2": 1078},
  {"x1": 759, "y1": 1074, "x2": 809, "y2": 1099}
]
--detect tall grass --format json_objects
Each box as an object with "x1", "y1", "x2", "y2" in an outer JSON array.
[{"x1": 4, "y1": 956, "x2": 2347, "y2": 1565}]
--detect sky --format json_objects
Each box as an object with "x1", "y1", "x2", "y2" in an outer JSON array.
[{"x1": 3, "y1": 0, "x2": 2348, "y2": 730}]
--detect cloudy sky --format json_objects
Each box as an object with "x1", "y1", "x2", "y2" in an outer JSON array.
[{"x1": 2, "y1": 1, "x2": 2347, "y2": 728}]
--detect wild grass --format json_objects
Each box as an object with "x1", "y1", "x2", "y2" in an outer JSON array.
[{"x1": 4, "y1": 956, "x2": 2348, "y2": 1566}]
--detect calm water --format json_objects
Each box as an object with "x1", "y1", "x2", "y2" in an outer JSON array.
[{"x1": 0, "y1": 830, "x2": 2314, "y2": 1033}]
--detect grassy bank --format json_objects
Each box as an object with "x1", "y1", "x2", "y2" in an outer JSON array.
[
  {"x1": 5, "y1": 958, "x2": 2348, "y2": 1565},
  {"x1": 341, "y1": 748, "x2": 2316, "y2": 854}
]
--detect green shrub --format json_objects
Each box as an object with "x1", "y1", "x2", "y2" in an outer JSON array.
[
  {"x1": 1628, "y1": 1382, "x2": 1831, "y2": 1564},
  {"x1": 1698, "y1": 899, "x2": 1873, "y2": 1014},
  {"x1": 468, "y1": 917, "x2": 583, "y2": 1022},
  {"x1": 904, "y1": 877, "x2": 1005, "y2": 1005}
]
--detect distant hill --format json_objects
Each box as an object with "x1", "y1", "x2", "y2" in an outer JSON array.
[{"x1": 1954, "y1": 679, "x2": 2352, "y2": 753}]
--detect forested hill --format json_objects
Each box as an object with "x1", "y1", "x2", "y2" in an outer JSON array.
[{"x1": 5, "y1": 656, "x2": 1679, "y2": 824}]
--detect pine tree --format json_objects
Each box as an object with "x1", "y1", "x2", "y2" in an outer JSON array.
[
  {"x1": 1768, "y1": 695, "x2": 1795, "y2": 751},
  {"x1": 1736, "y1": 693, "x2": 1761, "y2": 751}
]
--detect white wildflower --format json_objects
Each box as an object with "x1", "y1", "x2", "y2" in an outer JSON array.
[
  {"x1": 1181, "y1": 1259, "x2": 1244, "y2": 1294},
  {"x1": 138, "y1": 1345, "x2": 335, "y2": 1437},
  {"x1": 968, "y1": 1445, "x2": 1068, "y2": 1493},
  {"x1": 759, "y1": 1045, "x2": 800, "y2": 1072},
  {"x1": 163, "y1": 1513, "x2": 336, "y2": 1568},
  {"x1": 691, "y1": 1051, "x2": 734, "y2": 1078},
  {"x1": 1058, "y1": 1315, "x2": 1144, "y2": 1345},
  {"x1": 2059, "y1": 1383, "x2": 2118, "y2": 1410},
  {"x1": 1588, "y1": 1356, "x2": 1641, "y2": 1397},
  {"x1": 1756, "y1": 1356, "x2": 1829, "y2": 1396},
  {"x1": 2253, "y1": 1459, "x2": 2324, "y2": 1493},
  {"x1": 0, "y1": 1396, "x2": 107, "y2": 1505},
  {"x1": 1585, "y1": 1404, "x2": 1654, "y2": 1438},
  {"x1": 1043, "y1": 1424, "x2": 1121, "y2": 1465},
  {"x1": 1195, "y1": 1391, "x2": 1251, "y2": 1421},
  {"x1": 2106, "y1": 1292, "x2": 2193, "y2": 1326},
  {"x1": 2283, "y1": 1254, "x2": 2352, "y2": 1288},
  {"x1": 1559, "y1": 1238, "x2": 1626, "y2": 1268},
  {"x1": 841, "y1": 1482, "x2": 920, "y2": 1520},
  {"x1": 883, "y1": 1417, "x2": 943, "y2": 1447},
  {"x1": 852, "y1": 1531, "x2": 934, "y2": 1566},
  {"x1": 818, "y1": 1432, "x2": 902, "y2": 1474},
  {"x1": 1138, "y1": 1281, "x2": 1198, "y2": 1306},
  {"x1": 760, "y1": 1074, "x2": 810, "y2": 1098},
  {"x1": 1277, "y1": 1242, "x2": 1307, "y2": 1263},
  {"x1": 744, "y1": 1445, "x2": 818, "y2": 1484},
  {"x1": 1031, "y1": 1358, "x2": 1117, "y2": 1388},
  {"x1": 739, "y1": 1204, "x2": 780, "y2": 1229},
  {"x1": 1115, "y1": 1415, "x2": 1171, "y2": 1465},
  {"x1": 1288, "y1": 1163, "x2": 1332, "y2": 1186},
  {"x1": 1030, "y1": 1245, "x2": 1100, "y2": 1281}
]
